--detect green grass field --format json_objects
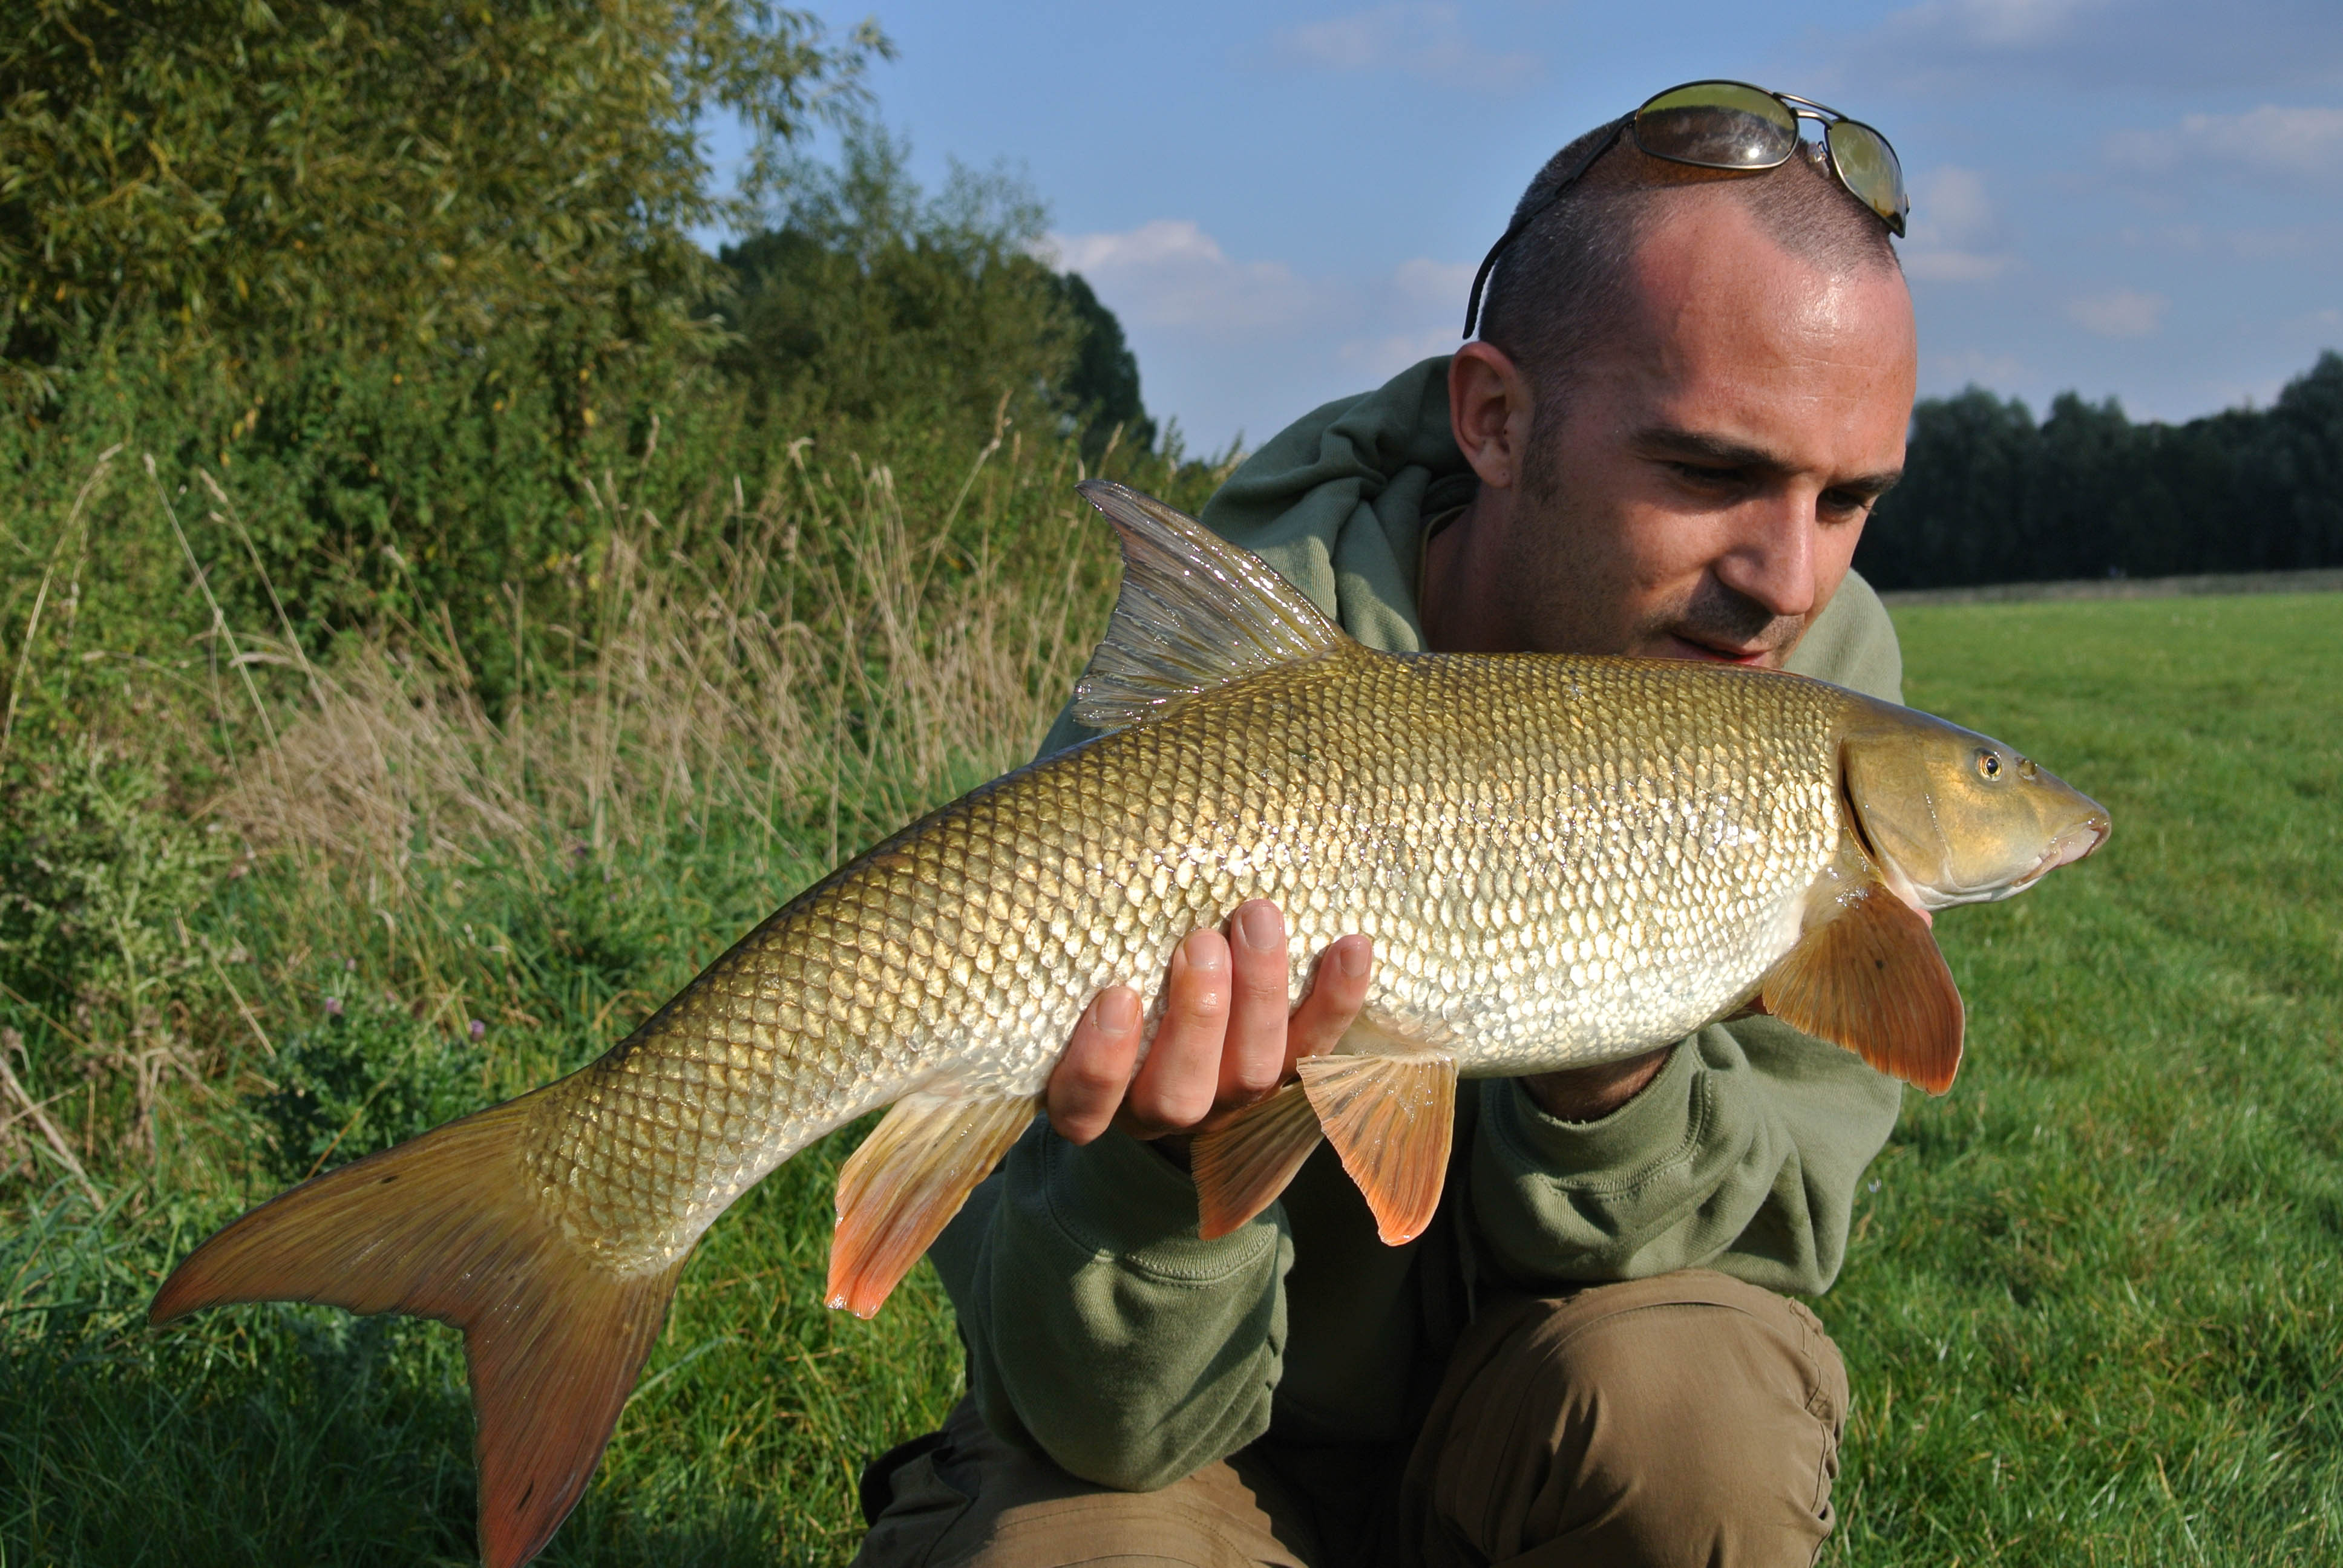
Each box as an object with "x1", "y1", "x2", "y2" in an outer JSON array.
[{"x1": 3, "y1": 592, "x2": 2337, "y2": 1566}]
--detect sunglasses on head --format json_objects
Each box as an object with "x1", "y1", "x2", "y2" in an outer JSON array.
[{"x1": 1461, "y1": 80, "x2": 1910, "y2": 340}]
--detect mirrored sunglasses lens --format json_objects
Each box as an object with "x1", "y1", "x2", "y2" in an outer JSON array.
[
  {"x1": 1635, "y1": 82, "x2": 1798, "y2": 168},
  {"x1": 1826, "y1": 121, "x2": 1909, "y2": 232}
]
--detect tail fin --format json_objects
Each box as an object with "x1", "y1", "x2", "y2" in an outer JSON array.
[{"x1": 150, "y1": 1099, "x2": 685, "y2": 1568}]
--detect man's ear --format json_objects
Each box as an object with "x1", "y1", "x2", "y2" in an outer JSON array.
[{"x1": 1449, "y1": 341, "x2": 1536, "y2": 492}]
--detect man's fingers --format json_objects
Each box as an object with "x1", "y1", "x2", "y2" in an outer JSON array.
[
  {"x1": 1050, "y1": 922, "x2": 1371, "y2": 1148},
  {"x1": 1046, "y1": 987, "x2": 1141, "y2": 1145},
  {"x1": 1286, "y1": 935, "x2": 1374, "y2": 1067},
  {"x1": 1217, "y1": 901, "x2": 1293, "y2": 1105},
  {"x1": 1118, "y1": 930, "x2": 1230, "y2": 1137}
]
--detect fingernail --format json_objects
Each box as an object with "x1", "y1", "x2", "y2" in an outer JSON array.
[
  {"x1": 1183, "y1": 930, "x2": 1225, "y2": 970},
  {"x1": 1337, "y1": 940, "x2": 1369, "y2": 979},
  {"x1": 1237, "y1": 903, "x2": 1279, "y2": 952},
  {"x1": 1096, "y1": 990, "x2": 1139, "y2": 1033}
]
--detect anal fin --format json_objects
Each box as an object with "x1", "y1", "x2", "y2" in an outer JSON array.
[
  {"x1": 1296, "y1": 1050, "x2": 1457, "y2": 1245},
  {"x1": 1190, "y1": 1083, "x2": 1323, "y2": 1240},
  {"x1": 1761, "y1": 881, "x2": 1965, "y2": 1094},
  {"x1": 828, "y1": 1090, "x2": 1040, "y2": 1318}
]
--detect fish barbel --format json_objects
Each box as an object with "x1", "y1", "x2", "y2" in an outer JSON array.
[{"x1": 152, "y1": 481, "x2": 2109, "y2": 1566}]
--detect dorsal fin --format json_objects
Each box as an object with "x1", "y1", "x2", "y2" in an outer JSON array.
[{"x1": 1072, "y1": 480, "x2": 1346, "y2": 731}]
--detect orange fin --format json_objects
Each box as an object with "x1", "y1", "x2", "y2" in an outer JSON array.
[
  {"x1": 1761, "y1": 881, "x2": 1965, "y2": 1094},
  {"x1": 148, "y1": 1097, "x2": 680, "y2": 1568},
  {"x1": 1296, "y1": 1051, "x2": 1457, "y2": 1245},
  {"x1": 828, "y1": 1090, "x2": 1038, "y2": 1318},
  {"x1": 1190, "y1": 1083, "x2": 1324, "y2": 1239}
]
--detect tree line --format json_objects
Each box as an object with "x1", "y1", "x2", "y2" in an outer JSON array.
[{"x1": 1861, "y1": 353, "x2": 2343, "y2": 590}]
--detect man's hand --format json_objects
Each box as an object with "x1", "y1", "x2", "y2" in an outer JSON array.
[{"x1": 1047, "y1": 900, "x2": 1374, "y2": 1149}]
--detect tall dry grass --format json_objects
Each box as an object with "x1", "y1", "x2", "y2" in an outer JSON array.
[{"x1": 0, "y1": 423, "x2": 1181, "y2": 1195}]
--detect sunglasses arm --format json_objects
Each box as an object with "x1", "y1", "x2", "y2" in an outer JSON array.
[{"x1": 1460, "y1": 114, "x2": 1631, "y2": 339}]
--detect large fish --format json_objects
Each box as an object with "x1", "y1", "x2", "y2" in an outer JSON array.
[{"x1": 152, "y1": 481, "x2": 2108, "y2": 1566}]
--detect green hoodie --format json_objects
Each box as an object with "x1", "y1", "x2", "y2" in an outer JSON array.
[{"x1": 928, "y1": 356, "x2": 1907, "y2": 1492}]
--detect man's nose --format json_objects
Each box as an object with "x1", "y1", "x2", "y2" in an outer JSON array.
[{"x1": 1713, "y1": 497, "x2": 1820, "y2": 621}]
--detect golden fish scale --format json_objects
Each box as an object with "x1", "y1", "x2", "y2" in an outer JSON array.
[{"x1": 519, "y1": 648, "x2": 1846, "y2": 1271}]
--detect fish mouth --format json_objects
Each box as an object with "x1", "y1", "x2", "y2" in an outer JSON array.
[
  {"x1": 1904, "y1": 810, "x2": 2112, "y2": 908},
  {"x1": 1999, "y1": 811, "x2": 2112, "y2": 898}
]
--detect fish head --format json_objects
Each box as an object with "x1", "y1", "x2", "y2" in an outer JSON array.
[{"x1": 1838, "y1": 702, "x2": 2110, "y2": 912}]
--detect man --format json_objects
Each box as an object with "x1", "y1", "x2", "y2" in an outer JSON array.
[{"x1": 859, "y1": 82, "x2": 1918, "y2": 1568}]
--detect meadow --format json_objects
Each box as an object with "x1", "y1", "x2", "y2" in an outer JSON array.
[{"x1": 1, "y1": 443, "x2": 2336, "y2": 1564}]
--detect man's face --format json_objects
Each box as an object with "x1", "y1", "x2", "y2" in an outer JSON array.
[{"x1": 1474, "y1": 194, "x2": 1917, "y2": 667}]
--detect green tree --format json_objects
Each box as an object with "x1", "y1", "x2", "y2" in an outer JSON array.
[
  {"x1": 1, "y1": 0, "x2": 888, "y2": 396},
  {"x1": 0, "y1": 2, "x2": 888, "y2": 688},
  {"x1": 1051, "y1": 272, "x2": 1155, "y2": 457},
  {"x1": 715, "y1": 124, "x2": 1095, "y2": 444},
  {"x1": 1861, "y1": 350, "x2": 2343, "y2": 590}
]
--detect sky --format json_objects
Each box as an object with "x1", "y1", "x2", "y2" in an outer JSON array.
[{"x1": 709, "y1": 1, "x2": 2343, "y2": 455}]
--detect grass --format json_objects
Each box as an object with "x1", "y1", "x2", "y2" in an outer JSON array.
[
  {"x1": 1829, "y1": 593, "x2": 2343, "y2": 1565},
  {"x1": 1, "y1": 463, "x2": 2337, "y2": 1566}
]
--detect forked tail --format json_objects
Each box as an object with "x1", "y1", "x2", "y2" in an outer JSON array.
[{"x1": 149, "y1": 1097, "x2": 685, "y2": 1568}]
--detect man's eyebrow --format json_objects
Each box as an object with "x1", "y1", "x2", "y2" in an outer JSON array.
[{"x1": 1631, "y1": 426, "x2": 1902, "y2": 498}]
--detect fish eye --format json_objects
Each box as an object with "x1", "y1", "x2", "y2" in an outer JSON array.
[{"x1": 1974, "y1": 748, "x2": 2004, "y2": 782}]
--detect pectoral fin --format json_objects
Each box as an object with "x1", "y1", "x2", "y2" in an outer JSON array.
[
  {"x1": 1190, "y1": 1083, "x2": 1325, "y2": 1240},
  {"x1": 1296, "y1": 1051, "x2": 1457, "y2": 1245},
  {"x1": 1760, "y1": 882, "x2": 1964, "y2": 1094},
  {"x1": 828, "y1": 1090, "x2": 1040, "y2": 1318}
]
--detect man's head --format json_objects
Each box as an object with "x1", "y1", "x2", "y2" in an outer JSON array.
[{"x1": 1421, "y1": 123, "x2": 1917, "y2": 668}]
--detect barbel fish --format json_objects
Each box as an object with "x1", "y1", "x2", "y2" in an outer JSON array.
[{"x1": 152, "y1": 480, "x2": 2108, "y2": 1566}]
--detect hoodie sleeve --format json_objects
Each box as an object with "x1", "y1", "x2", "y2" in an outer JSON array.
[
  {"x1": 1467, "y1": 1021, "x2": 1904, "y2": 1296},
  {"x1": 926, "y1": 1123, "x2": 1293, "y2": 1490}
]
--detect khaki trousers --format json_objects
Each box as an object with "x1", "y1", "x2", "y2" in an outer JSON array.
[{"x1": 853, "y1": 1270, "x2": 1849, "y2": 1568}]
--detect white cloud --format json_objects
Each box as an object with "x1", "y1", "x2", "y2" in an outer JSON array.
[
  {"x1": 1841, "y1": 0, "x2": 2343, "y2": 93},
  {"x1": 1049, "y1": 220, "x2": 1325, "y2": 336},
  {"x1": 1265, "y1": 4, "x2": 1540, "y2": 92},
  {"x1": 1043, "y1": 223, "x2": 1473, "y2": 450},
  {"x1": 1894, "y1": 0, "x2": 2110, "y2": 48},
  {"x1": 2068, "y1": 287, "x2": 2169, "y2": 338},
  {"x1": 2108, "y1": 105, "x2": 2343, "y2": 181},
  {"x1": 1335, "y1": 257, "x2": 1475, "y2": 377},
  {"x1": 1900, "y1": 166, "x2": 2018, "y2": 283},
  {"x1": 1922, "y1": 347, "x2": 2031, "y2": 390},
  {"x1": 1336, "y1": 328, "x2": 1457, "y2": 380},
  {"x1": 1390, "y1": 257, "x2": 1476, "y2": 306}
]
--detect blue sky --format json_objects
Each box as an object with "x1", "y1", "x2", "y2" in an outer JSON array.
[{"x1": 715, "y1": 1, "x2": 2343, "y2": 455}]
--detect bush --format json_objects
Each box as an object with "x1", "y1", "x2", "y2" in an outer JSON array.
[{"x1": 252, "y1": 999, "x2": 490, "y2": 1187}]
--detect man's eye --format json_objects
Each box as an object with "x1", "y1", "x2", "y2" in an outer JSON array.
[
  {"x1": 1670, "y1": 462, "x2": 1745, "y2": 487},
  {"x1": 1819, "y1": 490, "x2": 1874, "y2": 519}
]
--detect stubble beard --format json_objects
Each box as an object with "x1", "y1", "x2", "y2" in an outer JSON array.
[{"x1": 1514, "y1": 425, "x2": 1812, "y2": 665}]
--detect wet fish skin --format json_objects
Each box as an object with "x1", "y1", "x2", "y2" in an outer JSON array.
[{"x1": 521, "y1": 643, "x2": 1853, "y2": 1272}]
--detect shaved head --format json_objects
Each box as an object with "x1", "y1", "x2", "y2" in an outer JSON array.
[{"x1": 1476, "y1": 124, "x2": 1902, "y2": 411}]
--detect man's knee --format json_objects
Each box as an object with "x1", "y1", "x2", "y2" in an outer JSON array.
[
  {"x1": 1409, "y1": 1271, "x2": 1848, "y2": 1567},
  {"x1": 854, "y1": 1400, "x2": 1312, "y2": 1568}
]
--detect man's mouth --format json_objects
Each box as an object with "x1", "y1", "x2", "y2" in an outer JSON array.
[{"x1": 1662, "y1": 633, "x2": 1774, "y2": 667}]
